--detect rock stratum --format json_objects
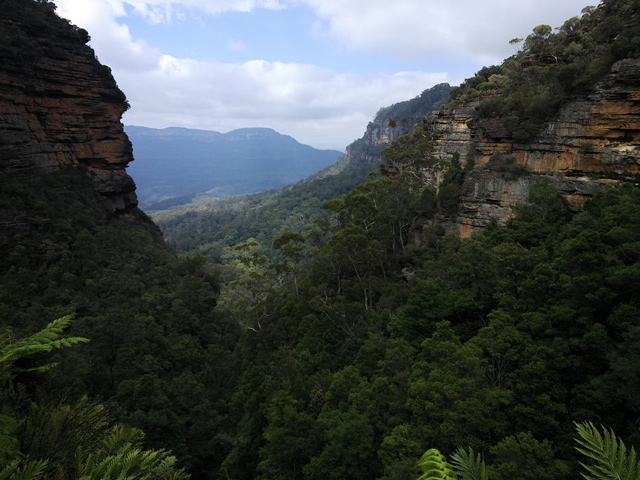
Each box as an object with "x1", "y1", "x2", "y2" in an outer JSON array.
[
  {"x1": 0, "y1": 1, "x2": 137, "y2": 215},
  {"x1": 321, "y1": 83, "x2": 452, "y2": 178},
  {"x1": 430, "y1": 59, "x2": 640, "y2": 237}
]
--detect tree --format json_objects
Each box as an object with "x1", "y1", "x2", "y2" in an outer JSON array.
[
  {"x1": 273, "y1": 231, "x2": 306, "y2": 295},
  {"x1": 0, "y1": 317, "x2": 189, "y2": 479}
]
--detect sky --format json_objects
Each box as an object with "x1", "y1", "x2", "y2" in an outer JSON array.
[{"x1": 52, "y1": 0, "x2": 593, "y2": 150}]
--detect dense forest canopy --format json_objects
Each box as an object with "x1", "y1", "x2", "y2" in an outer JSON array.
[{"x1": 2, "y1": 0, "x2": 640, "y2": 479}]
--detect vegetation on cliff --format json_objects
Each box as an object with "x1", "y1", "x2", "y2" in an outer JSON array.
[
  {"x1": 0, "y1": 169, "x2": 238, "y2": 478},
  {"x1": 2, "y1": 0, "x2": 640, "y2": 479},
  {"x1": 450, "y1": 0, "x2": 640, "y2": 141}
]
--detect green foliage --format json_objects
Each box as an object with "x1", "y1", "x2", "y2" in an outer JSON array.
[
  {"x1": 0, "y1": 168, "x2": 233, "y2": 478},
  {"x1": 0, "y1": 315, "x2": 88, "y2": 383},
  {"x1": 490, "y1": 433, "x2": 570, "y2": 480},
  {"x1": 417, "y1": 449, "x2": 458, "y2": 480},
  {"x1": 0, "y1": 459, "x2": 48, "y2": 480},
  {"x1": 5, "y1": 166, "x2": 640, "y2": 480},
  {"x1": 0, "y1": 318, "x2": 189, "y2": 480},
  {"x1": 214, "y1": 181, "x2": 640, "y2": 480},
  {"x1": 79, "y1": 425, "x2": 189, "y2": 480},
  {"x1": 450, "y1": 0, "x2": 640, "y2": 140},
  {"x1": 420, "y1": 423, "x2": 640, "y2": 480},
  {"x1": 575, "y1": 422, "x2": 640, "y2": 480},
  {"x1": 451, "y1": 447, "x2": 488, "y2": 480}
]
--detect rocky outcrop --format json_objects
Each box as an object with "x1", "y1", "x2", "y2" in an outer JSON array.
[
  {"x1": 0, "y1": 2, "x2": 137, "y2": 214},
  {"x1": 333, "y1": 84, "x2": 452, "y2": 175},
  {"x1": 430, "y1": 59, "x2": 640, "y2": 237}
]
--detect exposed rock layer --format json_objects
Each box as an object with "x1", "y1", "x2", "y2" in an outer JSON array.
[
  {"x1": 0, "y1": 6, "x2": 137, "y2": 214},
  {"x1": 335, "y1": 84, "x2": 452, "y2": 174},
  {"x1": 430, "y1": 59, "x2": 640, "y2": 237}
]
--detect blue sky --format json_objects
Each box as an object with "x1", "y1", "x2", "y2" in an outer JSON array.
[{"x1": 53, "y1": 0, "x2": 592, "y2": 150}]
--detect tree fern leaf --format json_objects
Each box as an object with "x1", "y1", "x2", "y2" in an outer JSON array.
[
  {"x1": 0, "y1": 315, "x2": 89, "y2": 375},
  {"x1": 417, "y1": 448, "x2": 458, "y2": 480},
  {"x1": 575, "y1": 421, "x2": 640, "y2": 480},
  {"x1": 14, "y1": 459, "x2": 49, "y2": 479},
  {"x1": 451, "y1": 447, "x2": 488, "y2": 480}
]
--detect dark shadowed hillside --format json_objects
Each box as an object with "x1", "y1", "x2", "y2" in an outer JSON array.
[{"x1": 3, "y1": 1, "x2": 640, "y2": 480}]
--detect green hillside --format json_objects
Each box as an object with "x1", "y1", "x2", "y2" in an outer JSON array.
[{"x1": 2, "y1": 1, "x2": 640, "y2": 479}]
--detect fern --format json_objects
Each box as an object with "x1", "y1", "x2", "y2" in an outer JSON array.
[
  {"x1": 575, "y1": 421, "x2": 640, "y2": 480},
  {"x1": 451, "y1": 447, "x2": 488, "y2": 480},
  {"x1": 0, "y1": 315, "x2": 89, "y2": 388},
  {"x1": 78, "y1": 425, "x2": 189, "y2": 480},
  {"x1": 0, "y1": 459, "x2": 48, "y2": 480},
  {"x1": 417, "y1": 448, "x2": 459, "y2": 480},
  {"x1": 0, "y1": 315, "x2": 89, "y2": 367}
]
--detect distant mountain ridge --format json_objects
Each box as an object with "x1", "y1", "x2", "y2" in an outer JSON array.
[
  {"x1": 125, "y1": 125, "x2": 343, "y2": 208},
  {"x1": 151, "y1": 83, "x2": 453, "y2": 257}
]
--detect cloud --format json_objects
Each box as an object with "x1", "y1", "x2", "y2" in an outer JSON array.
[
  {"x1": 55, "y1": 0, "x2": 162, "y2": 72},
  {"x1": 88, "y1": 0, "x2": 590, "y2": 63},
  {"x1": 51, "y1": 0, "x2": 594, "y2": 149},
  {"x1": 119, "y1": 56, "x2": 448, "y2": 149},
  {"x1": 115, "y1": 0, "x2": 286, "y2": 22},
  {"x1": 52, "y1": 0, "x2": 451, "y2": 149},
  {"x1": 299, "y1": 0, "x2": 590, "y2": 65}
]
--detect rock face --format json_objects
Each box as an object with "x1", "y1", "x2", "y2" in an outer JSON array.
[
  {"x1": 0, "y1": 2, "x2": 137, "y2": 213},
  {"x1": 334, "y1": 84, "x2": 452, "y2": 174},
  {"x1": 430, "y1": 59, "x2": 640, "y2": 237}
]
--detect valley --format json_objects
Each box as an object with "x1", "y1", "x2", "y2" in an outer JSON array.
[{"x1": 1, "y1": 1, "x2": 640, "y2": 479}]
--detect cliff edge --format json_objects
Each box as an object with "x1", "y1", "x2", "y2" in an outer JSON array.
[
  {"x1": 429, "y1": 58, "x2": 640, "y2": 237},
  {"x1": 0, "y1": 0, "x2": 137, "y2": 216}
]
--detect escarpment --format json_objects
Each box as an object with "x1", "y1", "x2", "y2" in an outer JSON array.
[
  {"x1": 0, "y1": 1, "x2": 137, "y2": 219},
  {"x1": 334, "y1": 84, "x2": 452, "y2": 174},
  {"x1": 430, "y1": 59, "x2": 640, "y2": 237}
]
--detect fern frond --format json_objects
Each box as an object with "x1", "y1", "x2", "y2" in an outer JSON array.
[
  {"x1": 417, "y1": 448, "x2": 458, "y2": 480},
  {"x1": 13, "y1": 459, "x2": 49, "y2": 480},
  {"x1": 451, "y1": 447, "x2": 488, "y2": 480},
  {"x1": 77, "y1": 424, "x2": 189, "y2": 479},
  {"x1": 575, "y1": 421, "x2": 640, "y2": 480},
  {"x1": 0, "y1": 315, "x2": 89, "y2": 367},
  {"x1": 102, "y1": 425, "x2": 144, "y2": 454},
  {"x1": 0, "y1": 459, "x2": 48, "y2": 480}
]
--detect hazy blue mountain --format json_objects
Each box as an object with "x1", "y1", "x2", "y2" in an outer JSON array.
[{"x1": 125, "y1": 126, "x2": 343, "y2": 208}]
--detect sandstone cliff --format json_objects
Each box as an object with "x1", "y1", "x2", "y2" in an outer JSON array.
[
  {"x1": 0, "y1": 1, "x2": 137, "y2": 216},
  {"x1": 327, "y1": 84, "x2": 451, "y2": 176},
  {"x1": 429, "y1": 59, "x2": 640, "y2": 237}
]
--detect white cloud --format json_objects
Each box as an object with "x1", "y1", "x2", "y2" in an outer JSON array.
[
  {"x1": 299, "y1": 0, "x2": 590, "y2": 65},
  {"x1": 113, "y1": 0, "x2": 286, "y2": 22},
  {"x1": 98, "y1": 0, "x2": 589, "y2": 62},
  {"x1": 55, "y1": 0, "x2": 162, "y2": 72},
  {"x1": 52, "y1": 0, "x2": 451, "y2": 149},
  {"x1": 52, "y1": 0, "x2": 596, "y2": 149},
  {"x1": 118, "y1": 56, "x2": 448, "y2": 149}
]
